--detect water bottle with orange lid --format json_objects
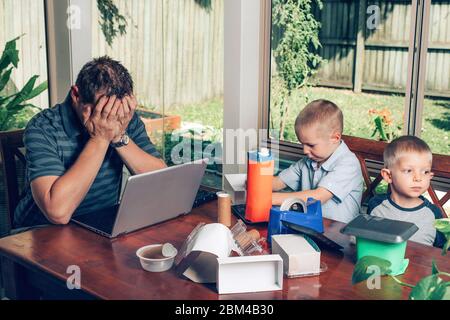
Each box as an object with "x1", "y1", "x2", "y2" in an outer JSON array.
[{"x1": 245, "y1": 148, "x2": 274, "y2": 223}]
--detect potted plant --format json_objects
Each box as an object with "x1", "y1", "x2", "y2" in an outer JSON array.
[
  {"x1": 352, "y1": 219, "x2": 450, "y2": 300},
  {"x1": 0, "y1": 36, "x2": 48, "y2": 132},
  {"x1": 136, "y1": 108, "x2": 181, "y2": 135}
]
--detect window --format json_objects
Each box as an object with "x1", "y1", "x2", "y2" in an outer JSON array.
[
  {"x1": 263, "y1": 0, "x2": 449, "y2": 156},
  {"x1": 422, "y1": 0, "x2": 450, "y2": 156},
  {"x1": 261, "y1": 0, "x2": 449, "y2": 208},
  {"x1": 91, "y1": 0, "x2": 224, "y2": 189}
]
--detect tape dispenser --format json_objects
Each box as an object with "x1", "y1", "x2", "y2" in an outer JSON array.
[{"x1": 267, "y1": 197, "x2": 324, "y2": 245}]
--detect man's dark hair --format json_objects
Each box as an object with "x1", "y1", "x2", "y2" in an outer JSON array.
[{"x1": 75, "y1": 56, "x2": 134, "y2": 104}]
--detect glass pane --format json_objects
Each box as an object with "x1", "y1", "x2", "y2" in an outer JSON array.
[
  {"x1": 269, "y1": 0, "x2": 411, "y2": 144},
  {"x1": 161, "y1": 0, "x2": 224, "y2": 189},
  {"x1": 92, "y1": 0, "x2": 165, "y2": 155},
  {"x1": 91, "y1": 0, "x2": 223, "y2": 189},
  {"x1": 0, "y1": 0, "x2": 49, "y2": 130},
  {"x1": 422, "y1": 0, "x2": 449, "y2": 156}
]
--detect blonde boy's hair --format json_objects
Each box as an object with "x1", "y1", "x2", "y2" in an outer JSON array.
[
  {"x1": 384, "y1": 136, "x2": 432, "y2": 169},
  {"x1": 295, "y1": 99, "x2": 343, "y2": 136}
]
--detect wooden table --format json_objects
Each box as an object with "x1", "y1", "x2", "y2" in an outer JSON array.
[{"x1": 0, "y1": 201, "x2": 448, "y2": 300}]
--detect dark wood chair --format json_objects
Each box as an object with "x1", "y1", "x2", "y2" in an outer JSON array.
[
  {"x1": 0, "y1": 129, "x2": 25, "y2": 299},
  {"x1": 0, "y1": 129, "x2": 26, "y2": 235},
  {"x1": 344, "y1": 135, "x2": 449, "y2": 218}
]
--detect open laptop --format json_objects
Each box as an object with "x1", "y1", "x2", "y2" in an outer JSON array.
[{"x1": 72, "y1": 159, "x2": 207, "y2": 238}]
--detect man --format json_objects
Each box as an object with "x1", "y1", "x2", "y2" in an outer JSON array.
[{"x1": 14, "y1": 56, "x2": 167, "y2": 228}]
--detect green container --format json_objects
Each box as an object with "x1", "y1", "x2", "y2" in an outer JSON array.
[{"x1": 356, "y1": 237, "x2": 409, "y2": 276}]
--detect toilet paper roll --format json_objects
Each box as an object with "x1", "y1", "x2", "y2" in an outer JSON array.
[{"x1": 280, "y1": 197, "x2": 307, "y2": 213}]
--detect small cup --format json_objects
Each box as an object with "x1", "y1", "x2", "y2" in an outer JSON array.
[
  {"x1": 217, "y1": 191, "x2": 232, "y2": 227},
  {"x1": 136, "y1": 244, "x2": 178, "y2": 272}
]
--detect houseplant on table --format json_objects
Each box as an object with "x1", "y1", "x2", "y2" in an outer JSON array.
[{"x1": 352, "y1": 218, "x2": 450, "y2": 300}]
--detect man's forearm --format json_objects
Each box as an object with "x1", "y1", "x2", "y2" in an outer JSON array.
[
  {"x1": 114, "y1": 139, "x2": 167, "y2": 175},
  {"x1": 33, "y1": 138, "x2": 110, "y2": 224}
]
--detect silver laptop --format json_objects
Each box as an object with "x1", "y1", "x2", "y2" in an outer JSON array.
[{"x1": 72, "y1": 159, "x2": 207, "y2": 238}]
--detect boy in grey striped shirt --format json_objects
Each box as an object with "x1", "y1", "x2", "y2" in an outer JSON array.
[{"x1": 368, "y1": 136, "x2": 445, "y2": 247}]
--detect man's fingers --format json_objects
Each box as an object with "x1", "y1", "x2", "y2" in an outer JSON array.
[
  {"x1": 101, "y1": 95, "x2": 116, "y2": 119},
  {"x1": 92, "y1": 96, "x2": 108, "y2": 119},
  {"x1": 108, "y1": 98, "x2": 121, "y2": 120},
  {"x1": 116, "y1": 103, "x2": 125, "y2": 119},
  {"x1": 122, "y1": 96, "x2": 131, "y2": 115}
]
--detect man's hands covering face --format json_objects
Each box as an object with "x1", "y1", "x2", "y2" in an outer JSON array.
[{"x1": 83, "y1": 95, "x2": 137, "y2": 144}]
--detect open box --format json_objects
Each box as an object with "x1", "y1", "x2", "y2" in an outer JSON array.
[
  {"x1": 175, "y1": 222, "x2": 283, "y2": 294},
  {"x1": 217, "y1": 255, "x2": 283, "y2": 294}
]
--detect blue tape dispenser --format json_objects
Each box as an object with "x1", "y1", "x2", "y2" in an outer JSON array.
[{"x1": 267, "y1": 197, "x2": 324, "y2": 245}]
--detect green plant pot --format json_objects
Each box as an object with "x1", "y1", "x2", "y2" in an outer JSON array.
[{"x1": 356, "y1": 237, "x2": 409, "y2": 276}]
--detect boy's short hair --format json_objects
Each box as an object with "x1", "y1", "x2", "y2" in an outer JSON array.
[
  {"x1": 384, "y1": 136, "x2": 432, "y2": 168},
  {"x1": 295, "y1": 99, "x2": 343, "y2": 136}
]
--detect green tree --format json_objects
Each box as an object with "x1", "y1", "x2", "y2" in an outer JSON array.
[
  {"x1": 97, "y1": 0, "x2": 127, "y2": 47},
  {"x1": 271, "y1": 0, "x2": 323, "y2": 138}
]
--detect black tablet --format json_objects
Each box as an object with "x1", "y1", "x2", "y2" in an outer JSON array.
[{"x1": 282, "y1": 220, "x2": 343, "y2": 252}]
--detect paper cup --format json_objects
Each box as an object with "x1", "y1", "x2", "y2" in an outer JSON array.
[{"x1": 136, "y1": 244, "x2": 178, "y2": 272}]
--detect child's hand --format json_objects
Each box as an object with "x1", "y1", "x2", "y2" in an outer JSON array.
[{"x1": 272, "y1": 192, "x2": 286, "y2": 206}]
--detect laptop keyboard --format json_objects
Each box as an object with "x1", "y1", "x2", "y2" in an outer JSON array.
[
  {"x1": 72, "y1": 205, "x2": 119, "y2": 235},
  {"x1": 74, "y1": 191, "x2": 216, "y2": 235},
  {"x1": 192, "y1": 189, "x2": 218, "y2": 208}
]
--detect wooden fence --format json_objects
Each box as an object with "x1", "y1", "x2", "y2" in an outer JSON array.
[
  {"x1": 2, "y1": 0, "x2": 448, "y2": 110},
  {"x1": 0, "y1": 0, "x2": 224, "y2": 110},
  {"x1": 92, "y1": 0, "x2": 224, "y2": 108},
  {"x1": 312, "y1": 0, "x2": 450, "y2": 98}
]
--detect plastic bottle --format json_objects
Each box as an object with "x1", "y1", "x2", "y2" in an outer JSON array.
[{"x1": 245, "y1": 148, "x2": 274, "y2": 222}]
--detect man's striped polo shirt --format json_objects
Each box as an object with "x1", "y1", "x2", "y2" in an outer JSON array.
[{"x1": 14, "y1": 92, "x2": 161, "y2": 228}]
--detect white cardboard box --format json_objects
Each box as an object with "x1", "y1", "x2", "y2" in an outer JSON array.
[
  {"x1": 223, "y1": 174, "x2": 247, "y2": 205},
  {"x1": 216, "y1": 255, "x2": 283, "y2": 294},
  {"x1": 271, "y1": 234, "x2": 321, "y2": 278}
]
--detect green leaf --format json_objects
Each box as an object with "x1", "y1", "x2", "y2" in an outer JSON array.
[
  {"x1": 409, "y1": 274, "x2": 448, "y2": 300},
  {"x1": 435, "y1": 219, "x2": 450, "y2": 234},
  {"x1": 26, "y1": 80, "x2": 48, "y2": 101},
  {"x1": 432, "y1": 260, "x2": 440, "y2": 275},
  {"x1": 352, "y1": 256, "x2": 391, "y2": 285},
  {"x1": 0, "y1": 36, "x2": 21, "y2": 70},
  {"x1": 442, "y1": 240, "x2": 450, "y2": 256},
  {"x1": 0, "y1": 67, "x2": 13, "y2": 92},
  {"x1": 444, "y1": 287, "x2": 450, "y2": 300},
  {"x1": 435, "y1": 219, "x2": 450, "y2": 255},
  {"x1": 5, "y1": 75, "x2": 38, "y2": 109},
  {"x1": 374, "y1": 116, "x2": 388, "y2": 141}
]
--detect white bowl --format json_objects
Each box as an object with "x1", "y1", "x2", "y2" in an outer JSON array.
[{"x1": 136, "y1": 244, "x2": 178, "y2": 272}]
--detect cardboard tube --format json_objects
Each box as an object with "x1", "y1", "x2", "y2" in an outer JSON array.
[{"x1": 217, "y1": 191, "x2": 232, "y2": 227}]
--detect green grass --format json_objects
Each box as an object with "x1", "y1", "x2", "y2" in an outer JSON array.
[
  {"x1": 167, "y1": 97, "x2": 224, "y2": 131},
  {"x1": 143, "y1": 87, "x2": 449, "y2": 155},
  {"x1": 270, "y1": 87, "x2": 450, "y2": 155}
]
